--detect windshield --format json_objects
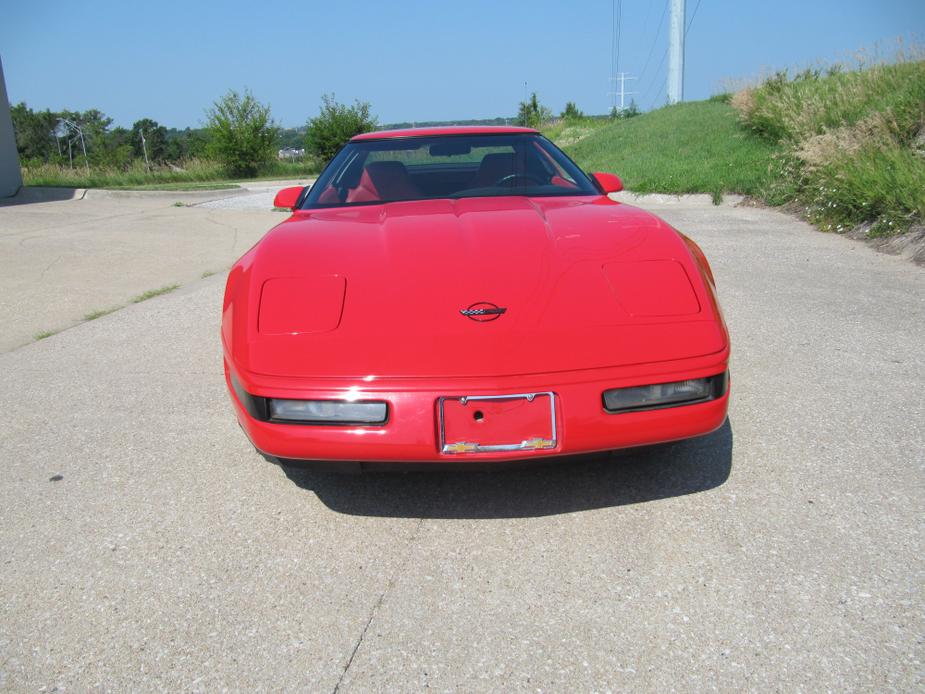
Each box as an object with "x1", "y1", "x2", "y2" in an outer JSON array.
[{"x1": 300, "y1": 133, "x2": 599, "y2": 208}]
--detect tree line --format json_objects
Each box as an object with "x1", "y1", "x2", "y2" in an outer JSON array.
[
  {"x1": 517, "y1": 92, "x2": 639, "y2": 128},
  {"x1": 11, "y1": 89, "x2": 634, "y2": 180},
  {"x1": 10, "y1": 90, "x2": 379, "y2": 178},
  {"x1": 11, "y1": 104, "x2": 210, "y2": 169}
]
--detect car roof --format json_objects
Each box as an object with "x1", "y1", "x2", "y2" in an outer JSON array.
[{"x1": 350, "y1": 125, "x2": 539, "y2": 141}]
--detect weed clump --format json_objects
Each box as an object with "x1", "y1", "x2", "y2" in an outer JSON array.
[
  {"x1": 130, "y1": 284, "x2": 179, "y2": 304},
  {"x1": 733, "y1": 56, "x2": 925, "y2": 235}
]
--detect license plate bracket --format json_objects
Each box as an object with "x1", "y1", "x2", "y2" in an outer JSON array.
[{"x1": 438, "y1": 392, "x2": 557, "y2": 454}]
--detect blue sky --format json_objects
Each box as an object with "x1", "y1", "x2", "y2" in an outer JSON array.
[{"x1": 1, "y1": 0, "x2": 922, "y2": 128}]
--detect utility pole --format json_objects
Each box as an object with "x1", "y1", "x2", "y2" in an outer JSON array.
[
  {"x1": 608, "y1": 73, "x2": 637, "y2": 114},
  {"x1": 618, "y1": 73, "x2": 636, "y2": 112},
  {"x1": 76, "y1": 126, "x2": 88, "y2": 173},
  {"x1": 58, "y1": 118, "x2": 89, "y2": 173},
  {"x1": 140, "y1": 129, "x2": 150, "y2": 171},
  {"x1": 667, "y1": 0, "x2": 685, "y2": 104}
]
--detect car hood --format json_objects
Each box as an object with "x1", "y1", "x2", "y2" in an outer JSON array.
[{"x1": 224, "y1": 196, "x2": 727, "y2": 379}]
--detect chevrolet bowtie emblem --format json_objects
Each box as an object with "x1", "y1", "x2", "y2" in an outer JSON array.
[
  {"x1": 460, "y1": 302, "x2": 507, "y2": 322},
  {"x1": 520, "y1": 437, "x2": 555, "y2": 450},
  {"x1": 444, "y1": 442, "x2": 479, "y2": 453}
]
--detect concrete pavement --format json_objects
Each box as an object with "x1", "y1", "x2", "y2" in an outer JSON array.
[
  {"x1": 0, "y1": 192, "x2": 923, "y2": 691},
  {"x1": 0, "y1": 183, "x2": 308, "y2": 352}
]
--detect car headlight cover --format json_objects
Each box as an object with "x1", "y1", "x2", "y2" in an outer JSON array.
[
  {"x1": 268, "y1": 399, "x2": 388, "y2": 424},
  {"x1": 603, "y1": 374, "x2": 725, "y2": 413}
]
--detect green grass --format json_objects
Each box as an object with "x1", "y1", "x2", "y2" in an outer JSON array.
[
  {"x1": 224, "y1": 164, "x2": 320, "y2": 181},
  {"x1": 22, "y1": 158, "x2": 319, "y2": 190},
  {"x1": 558, "y1": 102, "x2": 780, "y2": 201},
  {"x1": 84, "y1": 306, "x2": 120, "y2": 321},
  {"x1": 33, "y1": 329, "x2": 60, "y2": 341},
  {"x1": 113, "y1": 183, "x2": 241, "y2": 192},
  {"x1": 130, "y1": 283, "x2": 179, "y2": 304},
  {"x1": 541, "y1": 117, "x2": 611, "y2": 147}
]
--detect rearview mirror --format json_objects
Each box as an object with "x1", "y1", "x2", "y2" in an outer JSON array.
[
  {"x1": 430, "y1": 142, "x2": 472, "y2": 157},
  {"x1": 273, "y1": 186, "x2": 304, "y2": 210},
  {"x1": 592, "y1": 172, "x2": 623, "y2": 194}
]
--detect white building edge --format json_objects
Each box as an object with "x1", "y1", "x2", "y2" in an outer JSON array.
[{"x1": 0, "y1": 56, "x2": 23, "y2": 198}]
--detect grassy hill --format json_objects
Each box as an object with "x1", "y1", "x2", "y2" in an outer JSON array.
[
  {"x1": 555, "y1": 100, "x2": 779, "y2": 203},
  {"x1": 551, "y1": 57, "x2": 925, "y2": 236}
]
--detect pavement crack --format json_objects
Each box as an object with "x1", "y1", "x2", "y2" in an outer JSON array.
[
  {"x1": 202, "y1": 215, "x2": 241, "y2": 254},
  {"x1": 39, "y1": 254, "x2": 63, "y2": 278},
  {"x1": 331, "y1": 517, "x2": 424, "y2": 694},
  {"x1": 6, "y1": 209, "x2": 146, "y2": 239}
]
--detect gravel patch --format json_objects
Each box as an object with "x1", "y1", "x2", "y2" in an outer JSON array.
[{"x1": 197, "y1": 182, "x2": 313, "y2": 211}]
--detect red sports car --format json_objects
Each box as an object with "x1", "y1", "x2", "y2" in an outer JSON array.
[{"x1": 222, "y1": 126, "x2": 729, "y2": 465}]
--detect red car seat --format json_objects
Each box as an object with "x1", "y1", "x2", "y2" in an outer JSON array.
[{"x1": 347, "y1": 161, "x2": 421, "y2": 203}]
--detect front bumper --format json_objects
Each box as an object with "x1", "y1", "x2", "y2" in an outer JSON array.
[{"x1": 224, "y1": 352, "x2": 729, "y2": 464}]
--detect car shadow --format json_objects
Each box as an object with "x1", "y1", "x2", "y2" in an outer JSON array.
[{"x1": 279, "y1": 419, "x2": 733, "y2": 519}]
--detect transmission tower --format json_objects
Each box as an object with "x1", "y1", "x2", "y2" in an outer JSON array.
[{"x1": 608, "y1": 73, "x2": 638, "y2": 114}]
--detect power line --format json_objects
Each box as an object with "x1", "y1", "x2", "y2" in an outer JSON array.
[
  {"x1": 610, "y1": 0, "x2": 623, "y2": 110},
  {"x1": 686, "y1": 0, "x2": 703, "y2": 36},
  {"x1": 640, "y1": 0, "x2": 702, "y2": 113},
  {"x1": 638, "y1": 0, "x2": 670, "y2": 84},
  {"x1": 646, "y1": 76, "x2": 668, "y2": 112},
  {"x1": 643, "y1": 49, "x2": 670, "y2": 111},
  {"x1": 652, "y1": 49, "x2": 669, "y2": 92},
  {"x1": 638, "y1": 0, "x2": 654, "y2": 46},
  {"x1": 614, "y1": 0, "x2": 623, "y2": 74}
]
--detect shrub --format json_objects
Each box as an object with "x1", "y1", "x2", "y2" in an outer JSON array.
[
  {"x1": 561, "y1": 101, "x2": 583, "y2": 120},
  {"x1": 607, "y1": 100, "x2": 641, "y2": 120},
  {"x1": 205, "y1": 89, "x2": 279, "y2": 177},
  {"x1": 517, "y1": 93, "x2": 553, "y2": 129},
  {"x1": 10, "y1": 103, "x2": 59, "y2": 161},
  {"x1": 305, "y1": 94, "x2": 377, "y2": 164}
]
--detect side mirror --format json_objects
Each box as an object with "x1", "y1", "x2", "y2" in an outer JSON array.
[
  {"x1": 273, "y1": 186, "x2": 305, "y2": 210},
  {"x1": 592, "y1": 172, "x2": 623, "y2": 194}
]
